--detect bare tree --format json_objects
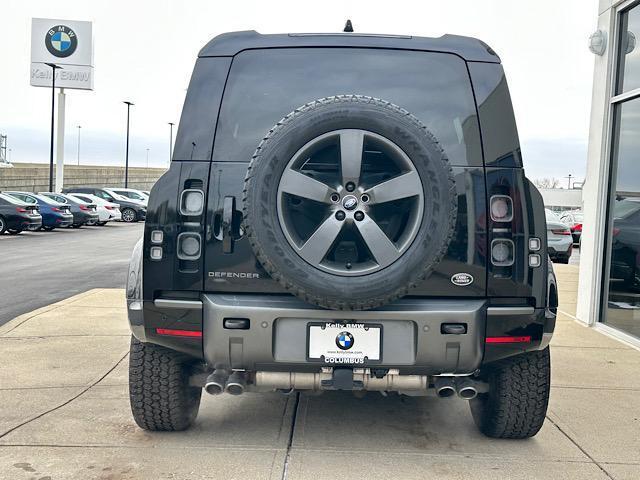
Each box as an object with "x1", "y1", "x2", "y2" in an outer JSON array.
[{"x1": 533, "y1": 177, "x2": 561, "y2": 189}]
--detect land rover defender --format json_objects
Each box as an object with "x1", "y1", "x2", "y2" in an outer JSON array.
[{"x1": 127, "y1": 29, "x2": 557, "y2": 439}]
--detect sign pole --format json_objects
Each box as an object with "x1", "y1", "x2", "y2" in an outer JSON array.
[
  {"x1": 45, "y1": 62, "x2": 60, "y2": 192},
  {"x1": 55, "y1": 88, "x2": 66, "y2": 192}
]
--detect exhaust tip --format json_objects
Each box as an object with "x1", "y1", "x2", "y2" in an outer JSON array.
[
  {"x1": 434, "y1": 377, "x2": 456, "y2": 398},
  {"x1": 436, "y1": 386, "x2": 456, "y2": 398},
  {"x1": 458, "y1": 386, "x2": 478, "y2": 400},
  {"x1": 226, "y1": 383, "x2": 245, "y2": 395},
  {"x1": 204, "y1": 369, "x2": 228, "y2": 396},
  {"x1": 225, "y1": 371, "x2": 247, "y2": 395},
  {"x1": 204, "y1": 382, "x2": 225, "y2": 395}
]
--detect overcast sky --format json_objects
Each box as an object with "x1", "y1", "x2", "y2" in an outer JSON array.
[{"x1": 1, "y1": 0, "x2": 597, "y2": 182}]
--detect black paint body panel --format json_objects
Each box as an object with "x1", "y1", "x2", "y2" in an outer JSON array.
[{"x1": 133, "y1": 33, "x2": 556, "y2": 367}]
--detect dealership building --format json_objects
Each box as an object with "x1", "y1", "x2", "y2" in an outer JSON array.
[{"x1": 577, "y1": 0, "x2": 640, "y2": 346}]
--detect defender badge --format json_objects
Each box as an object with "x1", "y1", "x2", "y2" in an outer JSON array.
[
  {"x1": 335, "y1": 331, "x2": 354, "y2": 350},
  {"x1": 45, "y1": 25, "x2": 78, "y2": 58},
  {"x1": 451, "y1": 273, "x2": 474, "y2": 286}
]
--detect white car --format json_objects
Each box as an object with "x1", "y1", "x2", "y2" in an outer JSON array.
[
  {"x1": 68, "y1": 193, "x2": 121, "y2": 225},
  {"x1": 105, "y1": 188, "x2": 148, "y2": 207},
  {"x1": 545, "y1": 209, "x2": 573, "y2": 264}
]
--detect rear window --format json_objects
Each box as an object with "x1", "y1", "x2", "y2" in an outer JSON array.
[
  {"x1": 213, "y1": 48, "x2": 483, "y2": 166},
  {"x1": 36, "y1": 195, "x2": 61, "y2": 205},
  {"x1": 0, "y1": 193, "x2": 26, "y2": 205}
]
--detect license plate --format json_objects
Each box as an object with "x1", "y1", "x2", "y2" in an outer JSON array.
[{"x1": 308, "y1": 322, "x2": 381, "y2": 365}]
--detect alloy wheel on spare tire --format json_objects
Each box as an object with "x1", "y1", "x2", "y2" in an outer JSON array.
[
  {"x1": 243, "y1": 95, "x2": 458, "y2": 310},
  {"x1": 122, "y1": 208, "x2": 136, "y2": 223}
]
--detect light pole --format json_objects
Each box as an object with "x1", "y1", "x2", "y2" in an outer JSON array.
[
  {"x1": 168, "y1": 122, "x2": 174, "y2": 163},
  {"x1": 146, "y1": 148, "x2": 150, "y2": 168},
  {"x1": 565, "y1": 174, "x2": 573, "y2": 189},
  {"x1": 45, "y1": 63, "x2": 62, "y2": 191},
  {"x1": 123, "y1": 101, "x2": 134, "y2": 187},
  {"x1": 76, "y1": 125, "x2": 81, "y2": 165},
  {"x1": 8, "y1": 149, "x2": 11, "y2": 163}
]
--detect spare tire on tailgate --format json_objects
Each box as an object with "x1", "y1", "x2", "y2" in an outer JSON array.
[{"x1": 243, "y1": 95, "x2": 457, "y2": 310}]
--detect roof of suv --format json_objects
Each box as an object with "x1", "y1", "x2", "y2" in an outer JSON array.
[{"x1": 198, "y1": 30, "x2": 500, "y2": 63}]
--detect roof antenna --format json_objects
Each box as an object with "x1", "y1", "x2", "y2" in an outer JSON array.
[{"x1": 343, "y1": 19, "x2": 354, "y2": 33}]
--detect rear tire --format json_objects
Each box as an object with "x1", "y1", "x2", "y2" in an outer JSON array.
[
  {"x1": 129, "y1": 336, "x2": 202, "y2": 431},
  {"x1": 470, "y1": 348, "x2": 550, "y2": 439},
  {"x1": 7, "y1": 229, "x2": 22, "y2": 235},
  {"x1": 42, "y1": 226, "x2": 55, "y2": 231},
  {"x1": 0, "y1": 216, "x2": 7, "y2": 234}
]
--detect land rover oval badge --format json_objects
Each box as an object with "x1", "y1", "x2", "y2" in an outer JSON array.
[{"x1": 451, "y1": 273, "x2": 473, "y2": 286}]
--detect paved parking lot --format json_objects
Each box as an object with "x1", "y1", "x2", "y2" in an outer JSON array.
[
  {"x1": 1, "y1": 264, "x2": 639, "y2": 479},
  {"x1": 0, "y1": 222, "x2": 143, "y2": 325}
]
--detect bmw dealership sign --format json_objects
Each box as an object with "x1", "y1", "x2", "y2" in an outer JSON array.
[{"x1": 30, "y1": 18, "x2": 94, "y2": 90}]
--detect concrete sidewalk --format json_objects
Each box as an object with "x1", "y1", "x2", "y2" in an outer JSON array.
[{"x1": 0, "y1": 265, "x2": 639, "y2": 479}]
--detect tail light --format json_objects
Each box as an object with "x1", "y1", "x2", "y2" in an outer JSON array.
[
  {"x1": 573, "y1": 223, "x2": 582, "y2": 232},
  {"x1": 105, "y1": 206, "x2": 115, "y2": 210},
  {"x1": 491, "y1": 239, "x2": 514, "y2": 266},
  {"x1": 79, "y1": 205, "x2": 90, "y2": 211},
  {"x1": 180, "y1": 189, "x2": 204, "y2": 216},
  {"x1": 490, "y1": 195, "x2": 513, "y2": 222},
  {"x1": 51, "y1": 207, "x2": 61, "y2": 212},
  {"x1": 177, "y1": 232, "x2": 202, "y2": 260},
  {"x1": 551, "y1": 228, "x2": 571, "y2": 235},
  {"x1": 16, "y1": 207, "x2": 28, "y2": 213}
]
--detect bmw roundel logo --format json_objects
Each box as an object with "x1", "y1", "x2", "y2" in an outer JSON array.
[
  {"x1": 45, "y1": 25, "x2": 78, "y2": 58},
  {"x1": 335, "y1": 331, "x2": 354, "y2": 350}
]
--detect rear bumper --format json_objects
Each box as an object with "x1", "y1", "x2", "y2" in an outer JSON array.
[
  {"x1": 131, "y1": 294, "x2": 555, "y2": 374},
  {"x1": 548, "y1": 236, "x2": 573, "y2": 256},
  {"x1": 9, "y1": 215, "x2": 42, "y2": 231}
]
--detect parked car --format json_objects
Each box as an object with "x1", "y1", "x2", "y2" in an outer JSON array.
[
  {"x1": 560, "y1": 210, "x2": 583, "y2": 244},
  {"x1": 67, "y1": 193, "x2": 122, "y2": 225},
  {"x1": 4, "y1": 191, "x2": 73, "y2": 230},
  {"x1": 0, "y1": 192, "x2": 42, "y2": 234},
  {"x1": 106, "y1": 187, "x2": 148, "y2": 206},
  {"x1": 609, "y1": 199, "x2": 640, "y2": 293},
  {"x1": 545, "y1": 209, "x2": 572, "y2": 263},
  {"x1": 39, "y1": 192, "x2": 100, "y2": 228},
  {"x1": 63, "y1": 187, "x2": 146, "y2": 223},
  {"x1": 126, "y1": 29, "x2": 558, "y2": 440}
]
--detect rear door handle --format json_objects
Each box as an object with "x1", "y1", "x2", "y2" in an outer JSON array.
[{"x1": 222, "y1": 196, "x2": 235, "y2": 253}]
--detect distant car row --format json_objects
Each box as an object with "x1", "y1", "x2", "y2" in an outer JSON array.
[
  {"x1": 0, "y1": 187, "x2": 149, "y2": 235},
  {"x1": 545, "y1": 209, "x2": 584, "y2": 264}
]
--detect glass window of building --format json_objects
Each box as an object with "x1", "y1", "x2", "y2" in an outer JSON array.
[{"x1": 603, "y1": 2, "x2": 640, "y2": 338}]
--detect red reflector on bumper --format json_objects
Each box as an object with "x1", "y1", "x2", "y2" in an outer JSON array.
[
  {"x1": 485, "y1": 336, "x2": 531, "y2": 344},
  {"x1": 156, "y1": 328, "x2": 202, "y2": 338}
]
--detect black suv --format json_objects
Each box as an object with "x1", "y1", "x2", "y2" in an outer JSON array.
[{"x1": 127, "y1": 30, "x2": 557, "y2": 439}]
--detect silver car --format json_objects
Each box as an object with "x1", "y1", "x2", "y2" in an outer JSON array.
[{"x1": 546, "y1": 209, "x2": 573, "y2": 263}]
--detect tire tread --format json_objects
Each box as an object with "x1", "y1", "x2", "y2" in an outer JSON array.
[{"x1": 128, "y1": 336, "x2": 201, "y2": 431}]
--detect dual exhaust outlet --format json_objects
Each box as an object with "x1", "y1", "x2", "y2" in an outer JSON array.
[
  {"x1": 204, "y1": 369, "x2": 246, "y2": 396},
  {"x1": 204, "y1": 369, "x2": 480, "y2": 399},
  {"x1": 434, "y1": 376, "x2": 479, "y2": 400}
]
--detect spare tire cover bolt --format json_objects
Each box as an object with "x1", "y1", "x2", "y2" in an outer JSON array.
[
  {"x1": 335, "y1": 211, "x2": 346, "y2": 221},
  {"x1": 354, "y1": 211, "x2": 364, "y2": 221},
  {"x1": 345, "y1": 182, "x2": 356, "y2": 192}
]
